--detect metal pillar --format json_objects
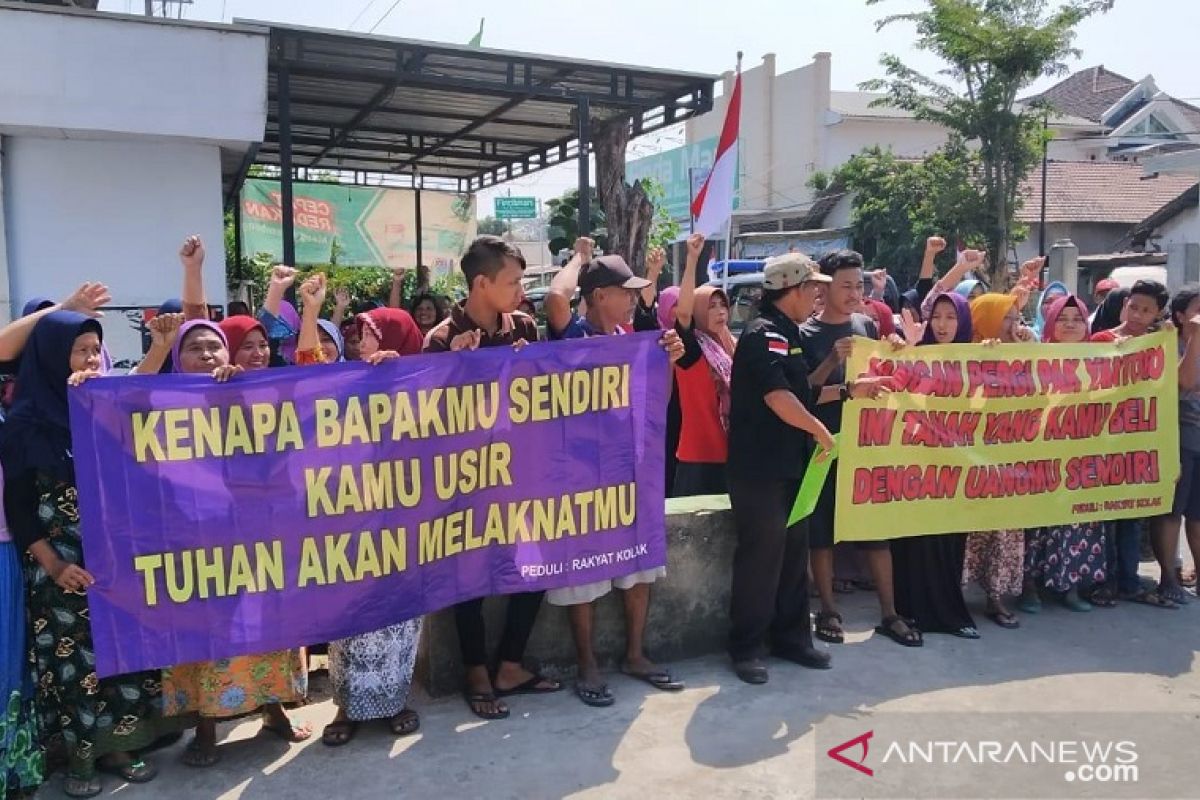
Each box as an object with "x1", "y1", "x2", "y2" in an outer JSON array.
[
  {"x1": 278, "y1": 67, "x2": 297, "y2": 271},
  {"x1": 576, "y1": 96, "x2": 591, "y2": 237},
  {"x1": 414, "y1": 171, "x2": 424, "y2": 270}
]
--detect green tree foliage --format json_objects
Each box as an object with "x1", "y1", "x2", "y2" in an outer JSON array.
[
  {"x1": 830, "y1": 137, "x2": 991, "y2": 288},
  {"x1": 643, "y1": 178, "x2": 681, "y2": 254},
  {"x1": 477, "y1": 216, "x2": 508, "y2": 236},
  {"x1": 862, "y1": 0, "x2": 1113, "y2": 285},
  {"x1": 545, "y1": 188, "x2": 607, "y2": 256}
]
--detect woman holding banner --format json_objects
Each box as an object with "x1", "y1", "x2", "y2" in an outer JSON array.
[
  {"x1": 302, "y1": 279, "x2": 427, "y2": 747},
  {"x1": 157, "y1": 318, "x2": 313, "y2": 768},
  {"x1": 1019, "y1": 295, "x2": 1108, "y2": 614},
  {"x1": 962, "y1": 293, "x2": 1035, "y2": 629},
  {"x1": 890, "y1": 293, "x2": 980, "y2": 639},
  {"x1": 3, "y1": 311, "x2": 178, "y2": 798}
]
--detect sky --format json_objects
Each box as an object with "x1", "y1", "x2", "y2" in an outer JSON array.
[{"x1": 103, "y1": 0, "x2": 1200, "y2": 216}]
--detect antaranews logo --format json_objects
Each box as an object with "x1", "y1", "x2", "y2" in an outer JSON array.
[
  {"x1": 826, "y1": 730, "x2": 874, "y2": 777},
  {"x1": 823, "y1": 727, "x2": 1138, "y2": 786}
]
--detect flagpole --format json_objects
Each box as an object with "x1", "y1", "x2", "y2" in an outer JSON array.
[{"x1": 722, "y1": 51, "x2": 742, "y2": 296}]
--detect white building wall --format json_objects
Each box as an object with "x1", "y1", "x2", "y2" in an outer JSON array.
[
  {"x1": 0, "y1": 6, "x2": 266, "y2": 144},
  {"x1": 3, "y1": 137, "x2": 227, "y2": 365}
]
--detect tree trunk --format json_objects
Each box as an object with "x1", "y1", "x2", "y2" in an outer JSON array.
[{"x1": 592, "y1": 117, "x2": 654, "y2": 276}]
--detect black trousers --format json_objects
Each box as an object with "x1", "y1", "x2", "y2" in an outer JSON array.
[
  {"x1": 728, "y1": 476, "x2": 812, "y2": 661},
  {"x1": 455, "y1": 591, "x2": 545, "y2": 667}
]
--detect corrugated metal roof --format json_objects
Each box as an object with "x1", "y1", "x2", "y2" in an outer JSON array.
[{"x1": 245, "y1": 20, "x2": 717, "y2": 192}]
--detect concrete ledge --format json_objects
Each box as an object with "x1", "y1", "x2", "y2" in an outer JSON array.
[{"x1": 415, "y1": 495, "x2": 734, "y2": 697}]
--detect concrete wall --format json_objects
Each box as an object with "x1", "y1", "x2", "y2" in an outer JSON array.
[
  {"x1": 415, "y1": 495, "x2": 734, "y2": 696},
  {"x1": 2, "y1": 136, "x2": 227, "y2": 364},
  {"x1": 0, "y1": 5, "x2": 266, "y2": 145},
  {"x1": 1014, "y1": 222, "x2": 1132, "y2": 265}
]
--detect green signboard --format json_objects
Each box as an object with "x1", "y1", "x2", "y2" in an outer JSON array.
[
  {"x1": 626, "y1": 137, "x2": 739, "y2": 224},
  {"x1": 494, "y1": 196, "x2": 538, "y2": 219},
  {"x1": 239, "y1": 179, "x2": 476, "y2": 273}
]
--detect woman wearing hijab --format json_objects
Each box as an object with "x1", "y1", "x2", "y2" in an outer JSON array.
[
  {"x1": 159, "y1": 319, "x2": 311, "y2": 768},
  {"x1": 953, "y1": 279, "x2": 986, "y2": 302},
  {"x1": 1, "y1": 312, "x2": 174, "y2": 797},
  {"x1": 354, "y1": 307, "x2": 424, "y2": 360},
  {"x1": 1032, "y1": 281, "x2": 1069, "y2": 338},
  {"x1": 961, "y1": 293, "x2": 1033, "y2": 630},
  {"x1": 888, "y1": 293, "x2": 979, "y2": 639},
  {"x1": 294, "y1": 282, "x2": 423, "y2": 747},
  {"x1": 668, "y1": 234, "x2": 735, "y2": 496},
  {"x1": 1018, "y1": 295, "x2": 1109, "y2": 614},
  {"x1": 658, "y1": 287, "x2": 684, "y2": 496}
]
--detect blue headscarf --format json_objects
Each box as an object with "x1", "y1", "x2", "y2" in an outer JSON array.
[
  {"x1": 0, "y1": 311, "x2": 103, "y2": 481},
  {"x1": 920, "y1": 292, "x2": 973, "y2": 345},
  {"x1": 317, "y1": 319, "x2": 346, "y2": 362},
  {"x1": 21, "y1": 297, "x2": 54, "y2": 318},
  {"x1": 1033, "y1": 281, "x2": 1069, "y2": 337},
  {"x1": 953, "y1": 279, "x2": 985, "y2": 299}
]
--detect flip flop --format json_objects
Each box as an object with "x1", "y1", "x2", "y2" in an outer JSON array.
[
  {"x1": 575, "y1": 682, "x2": 614, "y2": 707},
  {"x1": 1120, "y1": 588, "x2": 1179, "y2": 609},
  {"x1": 621, "y1": 665, "x2": 684, "y2": 692},
  {"x1": 389, "y1": 708, "x2": 421, "y2": 736},
  {"x1": 260, "y1": 720, "x2": 313, "y2": 743},
  {"x1": 985, "y1": 610, "x2": 1020, "y2": 629},
  {"x1": 96, "y1": 758, "x2": 157, "y2": 783},
  {"x1": 952, "y1": 626, "x2": 981, "y2": 639},
  {"x1": 875, "y1": 615, "x2": 923, "y2": 647},
  {"x1": 494, "y1": 673, "x2": 563, "y2": 697},
  {"x1": 321, "y1": 719, "x2": 359, "y2": 747},
  {"x1": 464, "y1": 691, "x2": 509, "y2": 720},
  {"x1": 815, "y1": 611, "x2": 844, "y2": 644}
]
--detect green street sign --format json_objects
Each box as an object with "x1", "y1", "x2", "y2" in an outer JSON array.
[{"x1": 495, "y1": 196, "x2": 538, "y2": 219}]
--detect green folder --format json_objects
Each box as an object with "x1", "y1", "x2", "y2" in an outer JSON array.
[{"x1": 787, "y1": 434, "x2": 839, "y2": 526}]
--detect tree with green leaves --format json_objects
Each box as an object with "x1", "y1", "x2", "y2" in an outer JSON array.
[
  {"x1": 827, "y1": 136, "x2": 990, "y2": 287},
  {"x1": 546, "y1": 188, "x2": 608, "y2": 256},
  {"x1": 477, "y1": 216, "x2": 507, "y2": 236},
  {"x1": 862, "y1": 0, "x2": 1113, "y2": 286}
]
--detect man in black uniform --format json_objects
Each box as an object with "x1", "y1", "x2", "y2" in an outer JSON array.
[{"x1": 726, "y1": 253, "x2": 886, "y2": 685}]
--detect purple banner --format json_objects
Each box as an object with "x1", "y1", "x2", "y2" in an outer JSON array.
[{"x1": 69, "y1": 333, "x2": 668, "y2": 677}]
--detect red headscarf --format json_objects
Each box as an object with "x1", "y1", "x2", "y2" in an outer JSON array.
[
  {"x1": 357, "y1": 307, "x2": 423, "y2": 356},
  {"x1": 218, "y1": 315, "x2": 267, "y2": 358},
  {"x1": 864, "y1": 299, "x2": 896, "y2": 338}
]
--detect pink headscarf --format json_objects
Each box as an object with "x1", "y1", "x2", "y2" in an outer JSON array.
[
  {"x1": 657, "y1": 287, "x2": 680, "y2": 330},
  {"x1": 1040, "y1": 294, "x2": 1090, "y2": 343}
]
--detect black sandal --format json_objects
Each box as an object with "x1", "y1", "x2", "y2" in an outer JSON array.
[
  {"x1": 985, "y1": 609, "x2": 1021, "y2": 629},
  {"x1": 875, "y1": 615, "x2": 923, "y2": 647},
  {"x1": 493, "y1": 673, "x2": 562, "y2": 697},
  {"x1": 320, "y1": 719, "x2": 359, "y2": 747},
  {"x1": 815, "y1": 611, "x2": 844, "y2": 644},
  {"x1": 620, "y1": 665, "x2": 684, "y2": 692},
  {"x1": 575, "y1": 681, "x2": 614, "y2": 707},
  {"x1": 97, "y1": 758, "x2": 157, "y2": 783},
  {"x1": 1120, "y1": 588, "x2": 1179, "y2": 609},
  {"x1": 464, "y1": 691, "x2": 509, "y2": 720},
  {"x1": 389, "y1": 708, "x2": 421, "y2": 735}
]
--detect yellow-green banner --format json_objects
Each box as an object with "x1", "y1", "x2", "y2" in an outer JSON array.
[{"x1": 835, "y1": 331, "x2": 1179, "y2": 542}]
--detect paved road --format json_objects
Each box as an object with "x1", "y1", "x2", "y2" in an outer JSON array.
[{"x1": 29, "y1": 583, "x2": 1200, "y2": 799}]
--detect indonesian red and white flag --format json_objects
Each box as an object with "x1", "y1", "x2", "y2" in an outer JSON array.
[{"x1": 690, "y1": 63, "x2": 741, "y2": 237}]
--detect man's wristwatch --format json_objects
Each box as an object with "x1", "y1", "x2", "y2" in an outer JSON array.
[{"x1": 839, "y1": 382, "x2": 851, "y2": 401}]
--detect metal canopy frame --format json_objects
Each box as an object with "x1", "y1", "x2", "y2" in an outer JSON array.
[{"x1": 240, "y1": 20, "x2": 716, "y2": 266}]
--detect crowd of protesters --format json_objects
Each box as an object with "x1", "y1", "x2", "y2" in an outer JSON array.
[{"x1": 0, "y1": 230, "x2": 1197, "y2": 798}]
